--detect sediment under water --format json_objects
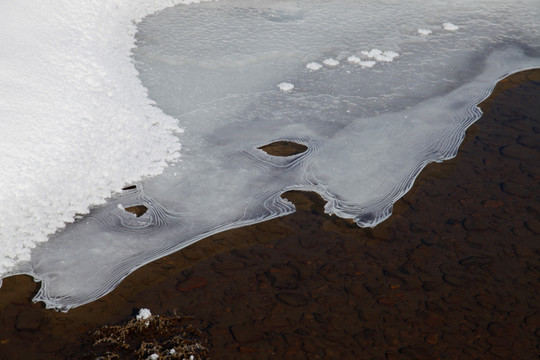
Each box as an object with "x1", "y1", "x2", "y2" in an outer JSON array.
[{"x1": 0, "y1": 69, "x2": 538, "y2": 359}]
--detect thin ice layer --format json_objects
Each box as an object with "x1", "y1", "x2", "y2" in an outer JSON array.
[{"x1": 3, "y1": 0, "x2": 540, "y2": 311}]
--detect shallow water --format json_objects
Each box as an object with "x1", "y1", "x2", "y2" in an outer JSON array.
[{"x1": 0, "y1": 69, "x2": 538, "y2": 359}]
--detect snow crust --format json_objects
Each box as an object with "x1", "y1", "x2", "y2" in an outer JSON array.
[
  {"x1": 443, "y1": 22, "x2": 460, "y2": 31},
  {"x1": 323, "y1": 58, "x2": 340, "y2": 67},
  {"x1": 418, "y1": 28, "x2": 432, "y2": 35},
  {"x1": 1, "y1": 0, "x2": 539, "y2": 311},
  {"x1": 277, "y1": 82, "x2": 295, "y2": 92},
  {"x1": 347, "y1": 56, "x2": 376, "y2": 68},
  {"x1": 0, "y1": 1, "x2": 206, "y2": 274},
  {"x1": 306, "y1": 62, "x2": 323, "y2": 71}
]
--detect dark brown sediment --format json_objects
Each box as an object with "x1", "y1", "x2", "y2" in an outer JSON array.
[
  {"x1": 258, "y1": 141, "x2": 308, "y2": 157},
  {"x1": 0, "y1": 69, "x2": 539, "y2": 359}
]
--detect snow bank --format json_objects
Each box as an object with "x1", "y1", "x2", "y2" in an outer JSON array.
[{"x1": 0, "y1": 0, "x2": 204, "y2": 273}]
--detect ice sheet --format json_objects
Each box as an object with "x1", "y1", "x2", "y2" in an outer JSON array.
[{"x1": 1, "y1": 0, "x2": 540, "y2": 311}]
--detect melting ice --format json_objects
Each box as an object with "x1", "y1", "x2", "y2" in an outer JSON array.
[{"x1": 1, "y1": 0, "x2": 540, "y2": 311}]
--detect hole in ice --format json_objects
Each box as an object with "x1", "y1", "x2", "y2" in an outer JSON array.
[
  {"x1": 258, "y1": 141, "x2": 308, "y2": 157},
  {"x1": 123, "y1": 205, "x2": 148, "y2": 217},
  {"x1": 122, "y1": 185, "x2": 137, "y2": 190}
]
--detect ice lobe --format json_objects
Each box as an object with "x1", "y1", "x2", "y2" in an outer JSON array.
[{"x1": 2, "y1": 0, "x2": 540, "y2": 311}]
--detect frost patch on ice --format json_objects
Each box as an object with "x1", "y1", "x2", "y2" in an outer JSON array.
[
  {"x1": 347, "y1": 56, "x2": 377, "y2": 68},
  {"x1": 277, "y1": 82, "x2": 295, "y2": 92},
  {"x1": 323, "y1": 58, "x2": 340, "y2": 67},
  {"x1": 418, "y1": 28, "x2": 433, "y2": 35},
  {"x1": 443, "y1": 22, "x2": 459, "y2": 31},
  {"x1": 306, "y1": 62, "x2": 323, "y2": 71},
  {"x1": 361, "y1": 49, "x2": 400, "y2": 62}
]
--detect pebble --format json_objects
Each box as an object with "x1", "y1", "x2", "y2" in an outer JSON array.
[
  {"x1": 275, "y1": 292, "x2": 310, "y2": 307},
  {"x1": 229, "y1": 324, "x2": 265, "y2": 343},
  {"x1": 14, "y1": 309, "x2": 42, "y2": 332},
  {"x1": 175, "y1": 276, "x2": 208, "y2": 291}
]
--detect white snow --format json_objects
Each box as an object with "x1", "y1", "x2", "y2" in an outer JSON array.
[
  {"x1": 443, "y1": 22, "x2": 459, "y2": 31},
  {"x1": 0, "y1": 0, "x2": 205, "y2": 274},
  {"x1": 418, "y1": 28, "x2": 433, "y2": 35},
  {"x1": 323, "y1": 58, "x2": 340, "y2": 67},
  {"x1": 136, "y1": 308, "x2": 152, "y2": 320},
  {"x1": 148, "y1": 354, "x2": 159, "y2": 360},
  {"x1": 347, "y1": 56, "x2": 376, "y2": 68},
  {"x1": 361, "y1": 49, "x2": 400, "y2": 62},
  {"x1": 306, "y1": 62, "x2": 323, "y2": 71},
  {"x1": 277, "y1": 82, "x2": 295, "y2": 92}
]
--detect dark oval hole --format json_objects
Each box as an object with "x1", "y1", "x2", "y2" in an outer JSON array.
[
  {"x1": 258, "y1": 141, "x2": 308, "y2": 157},
  {"x1": 122, "y1": 185, "x2": 137, "y2": 190},
  {"x1": 124, "y1": 205, "x2": 148, "y2": 217}
]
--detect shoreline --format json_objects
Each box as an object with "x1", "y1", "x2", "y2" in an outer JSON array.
[{"x1": 0, "y1": 69, "x2": 539, "y2": 359}]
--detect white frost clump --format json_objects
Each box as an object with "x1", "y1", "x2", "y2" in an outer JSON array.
[
  {"x1": 136, "y1": 308, "x2": 152, "y2": 320},
  {"x1": 443, "y1": 22, "x2": 459, "y2": 31},
  {"x1": 0, "y1": 0, "x2": 199, "y2": 274},
  {"x1": 361, "y1": 49, "x2": 400, "y2": 62},
  {"x1": 277, "y1": 82, "x2": 295, "y2": 92},
  {"x1": 418, "y1": 28, "x2": 432, "y2": 35},
  {"x1": 306, "y1": 62, "x2": 323, "y2": 71},
  {"x1": 148, "y1": 354, "x2": 159, "y2": 360},
  {"x1": 169, "y1": 349, "x2": 177, "y2": 355},
  {"x1": 323, "y1": 58, "x2": 340, "y2": 67},
  {"x1": 347, "y1": 56, "x2": 376, "y2": 68}
]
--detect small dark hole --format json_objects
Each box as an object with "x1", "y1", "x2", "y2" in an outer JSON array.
[
  {"x1": 124, "y1": 205, "x2": 148, "y2": 217},
  {"x1": 122, "y1": 185, "x2": 137, "y2": 190},
  {"x1": 258, "y1": 141, "x2": 308, "y2": 157}
]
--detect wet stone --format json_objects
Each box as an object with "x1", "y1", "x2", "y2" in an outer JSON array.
[
  {"x1": 525, "y1": 218, "x2": 540, "y2": 235},
  {"x1": 442, "y1": 273, "x2": 471, "y2": 287},
  {"x1": 265, "y1": 264, "x2": 300, "y2": 290},
  {"x1": 462, "y1": 217, "x2": 491, "y2": 231},
  {"x1": 38, "y1": 336, "x2": 66, "y2": 353},
  {"x1": 500, "y1": 181, "x2": 531, "y2": 198},
  {"x1": 517, "y1": 134, "x2": 540, "y2": 150},
  {"x1": 14, "y1": 309, "x2": 42, "y2": 332},
  {"x1": 489, "y1": 345, "x2": 514, "y2": 358},
  {"x1": 424, "y1": 333, "x2": 439, "y2": 345},
  {"x1": 499, "y1": 144, "x2": 536, "y2": 161},
  {"x1": 399, "y1": 345, "x2": 436, "y2": 360},
  {"x1": 459, "y1": 256, "x2": 493, "y2": 267},
  {"x1": 275, "y1": 292, "x2": 310, "y2": 307},
  {"x1": 229, "y1": 324, "x2": 265, "y2": 343},
  {"x1": 212, "y1": 261, "x2": 246, "y2": 273},
  {"x1": 175, "y1": 276, "x2": 208, "y2": 292}
]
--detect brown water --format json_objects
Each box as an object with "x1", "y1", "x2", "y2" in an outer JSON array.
[{"x1": 0, "y1": 69, "x2": 539, "y2": 360}]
